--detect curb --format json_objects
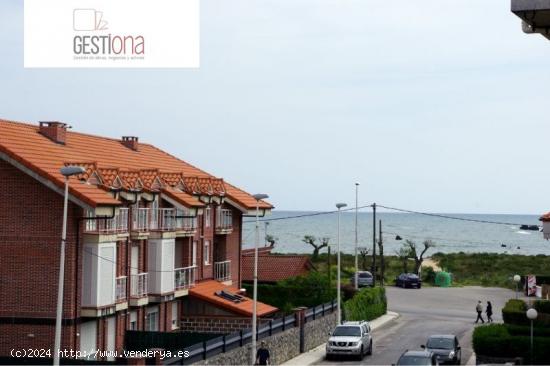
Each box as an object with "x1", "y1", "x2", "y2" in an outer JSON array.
[{"x1": 282, "y1": 312, "x2": 400, "y2": 365}]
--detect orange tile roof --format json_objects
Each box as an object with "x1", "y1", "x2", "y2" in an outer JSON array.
[
  {"x1": 540, "y1": 212, "x2": 550, "y2": 222},
  {"x1": 189, "y1": 280, "x2": 278, "y2": 317},
  {"x1": 162, "y1": 186, "x2": 204, "y2": 208},
  {"x1": 0, "y1": 119, "x2": 273, "y2": 209},
  {"x1": 241, "y1": 254, "x2": 314, "y2": 283}
]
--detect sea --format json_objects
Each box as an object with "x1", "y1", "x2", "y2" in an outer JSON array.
[{"x1": 241, "y1": 211, "x2": 549, "y2": 256}]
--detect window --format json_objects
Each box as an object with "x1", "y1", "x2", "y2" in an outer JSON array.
[
  {"x1": 171, "y1": 302, "x2": 179, "y2": 330},
  {"x1": 192, "y1": 241, "x2": 197, "y2": 266},
  {"x1": 145, "y1": 306, "x2": 159, "y2": 331},
  {"x1": 129, "y1": 311, "x2": 137, "y2": 330},
  {"x1": 205, "y1": 207, "x2": 211, "y2": 228},
  {"x1": 204, "y1": 240, "x2": 210, "y2": 265}
]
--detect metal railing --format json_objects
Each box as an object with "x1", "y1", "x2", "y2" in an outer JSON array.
[
  {"x1": 174, "y1": 266, "x2": 197, "y2": 290},
  {"x1": 214, "y1": 260, "x2": 231, "y2": 282},
  {"x1": 175, "y1": 209, "x2": 198, "y2": 232},
  {"x1": 132, "y1": 208, "x2": 150, "y2": 232},
  {"x1": 216, "y1": 209, "x2": 233, "y2": 232},
  {"x1": 163, "y1": 300, "x2": 337, "y2": 365},
  {"x1": 151, "y1": 208, "x2": 175, "y2": 231},
  {"x1": 84, "y1": 208, "x2": 129, "y2": 234},
  {"x1": 130, "y1": 273, "x2": 148, "y2": 298},
  {"x1": 116, "y1": 276, "x2": 127, "y2": 302}
]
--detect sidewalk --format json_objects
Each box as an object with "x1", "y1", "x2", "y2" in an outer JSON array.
[{"x1": 282, "y1": 311, "x2": 400, "y2": 365}]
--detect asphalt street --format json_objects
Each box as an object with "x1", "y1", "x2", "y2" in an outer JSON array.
[{"x1": 317, "y1": 286, "x2": 515, "y2": 365}]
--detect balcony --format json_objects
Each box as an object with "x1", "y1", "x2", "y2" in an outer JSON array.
[
  {"x1": 129, "y1": 273, "x2": 148, "y2": 306},
  {"x1": 174, "y1": 209, "x2": 198, "y2": 236},
  {"x1": 131, "y1": 208, "x2": 150, "y2": 238},
  {"x1": 174, "y1": 266, "x2": 197, "y2": 296},
  {"x1": 115, "y1": 276, "x2": 127, "y2": 305},
  {"x1": 215, "y1": 209, "x2": 233, "y2": 234},
  {"x1": 214, "y1": 260, "x2": 231, "y2": 283},
  {"x1": 151, "y1": 208, "x2": 176, "y2": 231},
  {"x1": 84, "y1": 208, "x2": 129, "y2": 235}
]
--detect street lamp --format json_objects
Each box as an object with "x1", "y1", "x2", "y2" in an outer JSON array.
[
  {"x1": 336, "y1": 202, "x2": 347, "y2": 324},
  {"x1": 513, "y1": 274, "x2": 521, "y2": 299},
  {"x1": 264, "y1": 221, "x2": 269, "y2": 246},
  {"x1": 251, "y1": 193, "x2": 268, "y2": 366},
  {"x1": 354, "y1": 183, "x2": 359, "y2": 290},
  {"x1": 527, "y1": 308, "x2": 538, "y2": 364},
  {"x1": 54, "y1": 166, "x2": 86, "y2": 366}
]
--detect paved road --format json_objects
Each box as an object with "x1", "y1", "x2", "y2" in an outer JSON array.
[{"x1": 317, "y1": 286, "x2": 515, "y2": 365}]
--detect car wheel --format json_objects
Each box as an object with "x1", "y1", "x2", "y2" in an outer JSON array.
[
  {"x1": 358, "y1": 346, "x2": 364, "y2": 360},
  {"x1": 402, "y1": 282, "x2": 406, "y2": 288},
  {"x1": 325, "y1": 354, "x2": 331, "y2": 361},
  {"x1": 418, "y1": 284, "x2": 422, "y2": 289},
  {"x1": 367, "y1": 340, "x2": 373, "y2": 355},
  {"x1": 456, "y1": 357, "x2": 461, "y2": 365}
]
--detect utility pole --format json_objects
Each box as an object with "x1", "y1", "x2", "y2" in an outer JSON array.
[
  {"x1": 378, "y1": 220, "x2": 385, "y2": 287},
  {"x1": 372, "y1": 203, "x2": 377, "y2": 287},
  {"x1": 327, "y1": 245, "x2": 331, "y2": 283},
  {"x1": 354, "y1": 183, "x2": 359, "y2": 290}
]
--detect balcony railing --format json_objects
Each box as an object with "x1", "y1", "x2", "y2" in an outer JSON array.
[
  {"x1": 174, "y1": 209, "x2": 197, "y2": 232},
  {"x1": 132, "y1": 208, "x2": 150, "y2": 232},
  {"x1": 84, "y1": 208, "x2": 129, "y2": 234},
  {"x1": 150, "y1": 208, "x2": 176, "y2": 231},
  {"x1": 130, "y1": 273, "x2": 148, "y2": 298},
  {"x1": 115, "y1": 276, "x2": 127, "y2": 302},
  {"x1": 174, "y1": 266, "x2": 197, "y2": 290},
  {"x1": 214, "y1": 260, "x2": 231, "y2": 282},
  {"x1": 216, "y1": 209, "x2": 233, "y2": 233}
]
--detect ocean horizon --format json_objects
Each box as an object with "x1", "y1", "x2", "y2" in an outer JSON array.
[{"x1": 242, "y1": 211, "x2": 549, "y2": 256}]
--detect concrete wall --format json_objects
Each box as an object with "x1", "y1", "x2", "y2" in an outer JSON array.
[{"x1": 192, "y1": 312, "x2": 337, "y2": 365}]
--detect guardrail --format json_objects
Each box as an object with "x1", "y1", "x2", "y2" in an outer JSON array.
[{"x1": 163, "y1": 300, "x2": 337, "y2": 365}]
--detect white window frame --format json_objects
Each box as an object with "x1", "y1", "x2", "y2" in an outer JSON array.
[
  {"x1": 204, "y1": 240, "x2": 210, "y2": 265},
  {"x1": 145, "y1": 306, "x2": 159, "y2": 331},
  {"x1": 129, "y1": 311, "x2": 138, "y2": 331},
  {"x1": 171, "y1": 302, "x2": 179, "y2": 330},
  {"x1": 192, "y1": 240, "x2": 197, "y2": 266},
  {"x1": 205, "y1": 207, "x2": 211, "y2": 228}
]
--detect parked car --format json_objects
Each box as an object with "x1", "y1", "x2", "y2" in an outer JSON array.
[
  {"x1": 423, "y1": 335, "x2": 461, "y2": 365},
  {"x1": 396, "y1": 350, "x2": 439, "y2": 365},
  {"x1": 350, "y1": 271, "x2": 374, "y2": 287},
  {"x1": 325, "y1": 321, "x2": 373, "y2": 360},
  {"x1": 396, "y1": 273, "x2": 422, "y2": 288}
]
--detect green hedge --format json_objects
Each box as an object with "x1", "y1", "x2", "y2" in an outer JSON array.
[
  {"x1": 507, "y1": 324, "x2": 550, "y2": 337},
  {"x1": 534, "y1": 300, "x2": 550, "y2": 314},
  {"x1": 473, "y1": 324, "x2": 550, "y2": 365},
  {"x1": 502, "y1": 299, "x2": 550, "y2": 327},
  {"x1": 343, "y1": 287, "x2": 387, "y2": 321},
  {"x1": 243, "y1": 271, "x2": 336, "y2": 313}
]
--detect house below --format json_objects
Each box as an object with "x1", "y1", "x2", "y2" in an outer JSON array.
[{"x1": 241, "y1": 247, "x2": 314, "y2": 284}]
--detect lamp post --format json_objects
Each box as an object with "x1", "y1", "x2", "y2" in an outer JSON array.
[
  {"x1": 513, "y1": 274, "x2": 521, "y2": 299},
  {"x1": 54, "y1": 166, "x2": 86, "y2": 366},
  {"x1": 251, "y1": 193, "x2": 268, "y2": 366},
  {"x1": 527, "y1": 308, "x2": 538, "y2": 364},
  {"x1": 336, "y1": 203, "x2": 347, "y2": 324},
  {"x1": 264, "y1": 221, "x2": 269, "y2": 246},
  {"x1": 354, "y1": 183, "x2": 359, "y2": 290}
]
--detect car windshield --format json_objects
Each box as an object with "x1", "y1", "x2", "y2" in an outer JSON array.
[
  {"x1": 427, "y1": 337, "x2": 454, "y2": 349},
  {"x1": 407, "y1": 274, "x2": 419, "y2": 279},
  {"x1": 332, "y1": 326, "x2": 361, "y2": 337},
  {"x1": 359, "y1": 273, "x2": 372, "y2": 278},
  {"x1": 397, "y1": 355, "x2": 432, "y2": 365}
]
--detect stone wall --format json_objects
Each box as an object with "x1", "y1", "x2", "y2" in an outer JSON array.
[
  {"x1": 191, "y1": 312, "x2": 337, "y2": 365},
  {"x1": 181, "y1": 316, "x2": 270, "y2": 334}
]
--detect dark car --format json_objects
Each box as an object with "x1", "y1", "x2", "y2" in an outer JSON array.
[
  {"x1": 396, "y1": 273, "x2": 422, "y2": 288},
  {"x1": 396, "y1": 350, "x2": 439, "y2": 366},
  {"x1": 423, "y1": 335, "x2": 461, "y2": 365},
  {"x1": 350, "y1": 271, "x2": 374, "y2": 287}
]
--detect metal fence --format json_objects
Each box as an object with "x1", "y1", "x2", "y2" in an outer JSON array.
[{"x1": 163, "y1": 300, "x2": 336, "y2": 365}]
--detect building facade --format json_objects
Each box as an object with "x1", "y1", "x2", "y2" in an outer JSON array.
[{"x1": 0, "y1": 119, "x2": 275, "y2": 360}]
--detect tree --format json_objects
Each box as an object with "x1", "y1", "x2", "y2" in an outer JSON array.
[
  {"x1": 395, "y1": 246, "x2": 410, "y2": 273},
  {"x1": 265, "y1": 234, "x2": 278, "y2": 247},
  {"x1": 302, "y1": 235, "x2": 329, "y2": 261},
  {"x1": 359, "y1": 248, "x2": 370, "y2": 270},
  {"x1": 404, "y1": 239, "x2": 436, "y2": 275}
]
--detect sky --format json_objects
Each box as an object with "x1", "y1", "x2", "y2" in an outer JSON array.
[{"x1": 1, "y1": 0, "x2": 550, "y2": 214}]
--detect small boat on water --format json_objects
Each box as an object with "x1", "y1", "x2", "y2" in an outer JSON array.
[{"x1": 520, "y1": 224, "x2": 540, "y2": 231}]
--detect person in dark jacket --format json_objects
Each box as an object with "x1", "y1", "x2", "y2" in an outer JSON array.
[
  {"x1": 256, "y1": 341, "x2": 270, "y2": 365},
  {"x1": 486, "y1": 301, "x2": 493, "y2": 323}
]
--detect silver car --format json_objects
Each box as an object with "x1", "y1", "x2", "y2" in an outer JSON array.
[
  {"x1": 350, "y1": 271, "x2": 374, "y2": 287},
  {"x1": 326, "y1": 321, "x2": 373, "y2": 360}
]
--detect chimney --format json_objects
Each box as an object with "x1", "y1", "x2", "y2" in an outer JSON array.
[
  {"x1": 39, "y1": 121, "x2": 68, "y2": 144},
  {"x1": 121, "y1": 136, "x2": 139, "y2": 151}
]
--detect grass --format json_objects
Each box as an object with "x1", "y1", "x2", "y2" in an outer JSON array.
[{"x1": 278, "y1": 251, "x2": 550, "y2": 289}]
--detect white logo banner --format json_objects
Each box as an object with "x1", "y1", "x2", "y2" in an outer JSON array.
[{"x1": 24, "y1": 0, "x2": 200, "y2": 68}]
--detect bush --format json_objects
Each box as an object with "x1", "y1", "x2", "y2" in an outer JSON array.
[
  {"x1": 341, "y1": 284, "x2": 358, "y2": 302},
  {"x1": 507, "y1": 324, "x2": 550, "y2": 337},
  {"x1": 421, "y1": 266, "x2": 435, "y2": 283},
  {"x1": 343, "y1": 287, "x2": 387, "y2": 321},
  {"x1": 534, "y1": 300, "x2": 550, "y2": 314},
  {"x1": 472, "y1": 324, "x2": 550, "y2": 365},
  {"x1": 502, "y1": 299, "x2": 550, "y2": 327}
]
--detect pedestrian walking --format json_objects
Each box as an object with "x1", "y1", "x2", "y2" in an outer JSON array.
[
  {"x1": 475, "y1": 300, "x2": 485, "y2": 324},
  {"x1": 256, "y1": 341, "x2": 271, "y2": 365},
  {"x1": 486, "y1": 301, "x2": 493, "y2": 323}
]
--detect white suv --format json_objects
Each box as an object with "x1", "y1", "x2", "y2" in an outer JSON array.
[{"x1": 326, "y1": 321, "x2": 373, "y2": 360}]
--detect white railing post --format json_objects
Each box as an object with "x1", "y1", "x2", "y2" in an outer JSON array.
[
  {"x1": 130, "y1": 273, "x2": 148, "y2": 297},
  {"x1": 214, "y1": 260, "x2": 231, "y2": 282}
]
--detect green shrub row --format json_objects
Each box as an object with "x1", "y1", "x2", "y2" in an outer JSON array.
[
  {"x1": 502, "y1": 299, "x2": 550, "y2": 327},
  {"x1": 343, "y1": 287, "x2": 387, "y2": 321},
  {"x1": 473, "y1": 324, "x2": 550, "y2": 365},
  {"x1": 506, "y1": 324, "x2": 550, "y2": 337},
  {"x1": 534, "y1": 300, "x2": 550, "y2": 314}
]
